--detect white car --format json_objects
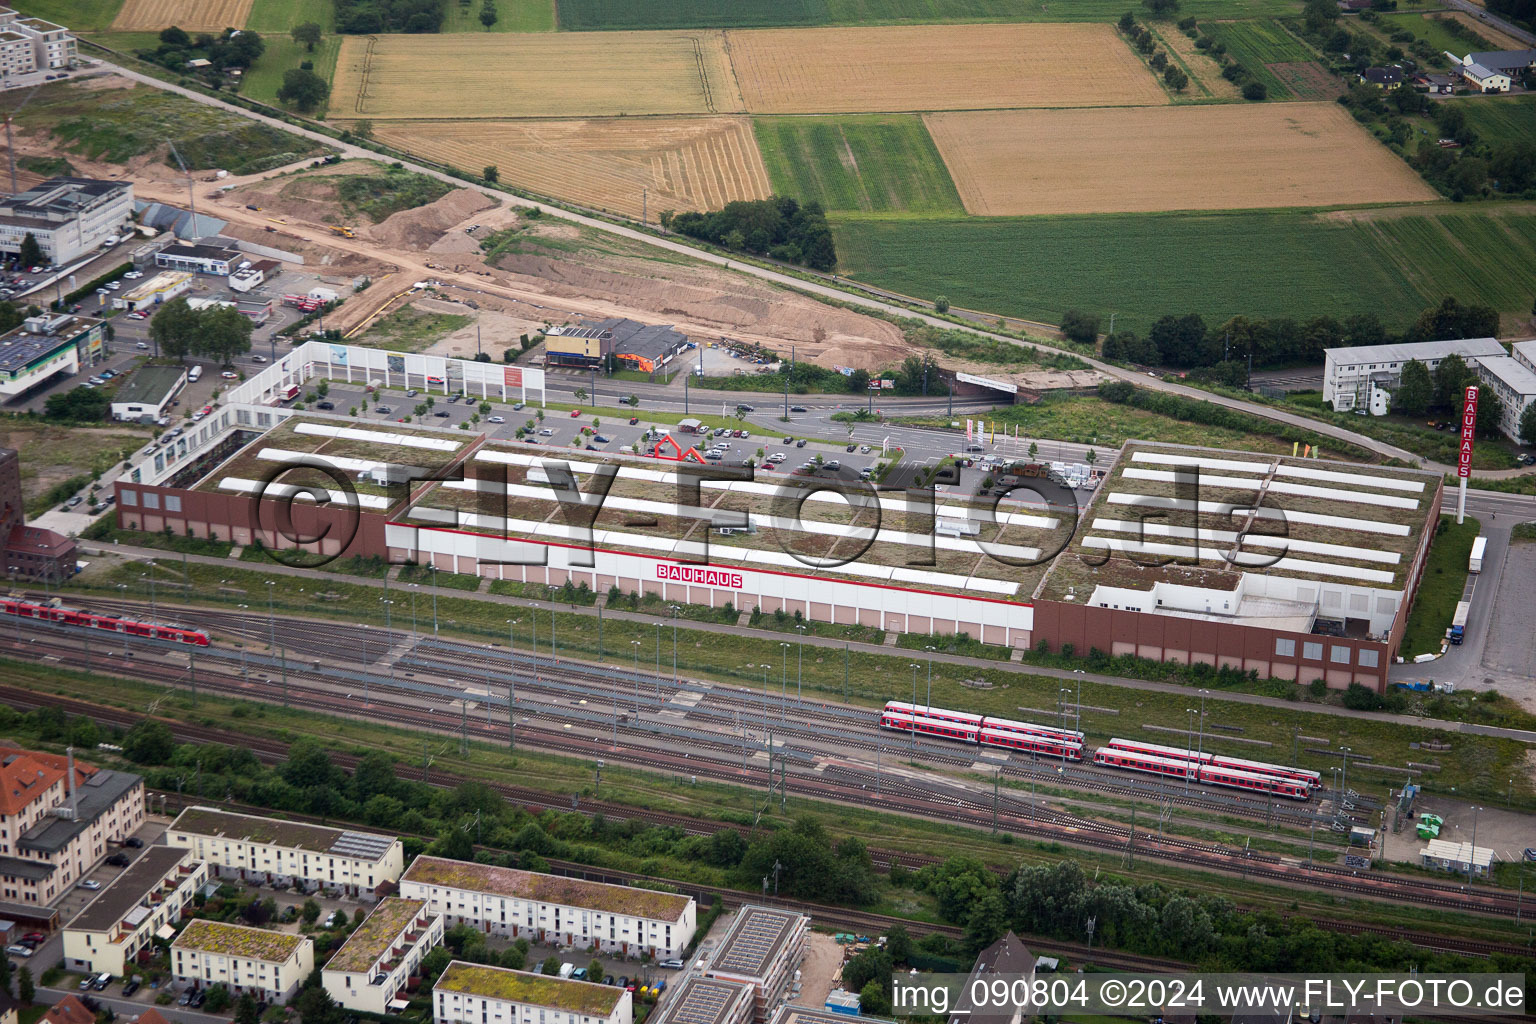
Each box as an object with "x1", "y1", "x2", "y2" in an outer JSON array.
[
  {"x1": 78, "y1": 879, "x2": 102, "y2": 891},
  {"x1": 252, "y1": 355, "x2": 268, "y2": 363},
  {"x1": 221, "y1": 371, "x2": 238, "y2": 379},
  {"x1": 487, "y1": 416, "x2": 504, "y2": 424},
  {"x1": 538, "y1": 428, "x2": 554, "y2": 436},
  {"x1": 127, "y1": 311, "x2": 148, "y2": 320},
  {"x1": 123, "y1": 270, "x2": 143, "y2": 280}
]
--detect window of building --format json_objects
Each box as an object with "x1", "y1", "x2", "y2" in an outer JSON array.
[
  {"x1": 1330, "y1": 646, "x2": 1351, "y2": 665},
  {"x1": 165, "y1": 494, "x2": 181, "y2": 513},
  {"x1": 1358, "y1": 649, "x2": 1379, "y2": 668},
  {"x1": 121, "y1": 490, "x2": 137, "y2": 506},
  {"x1": 1302, "y1": 641, "x2": 1323, "y2": 661},
  {"x1": 143, "y1": 491, "x2": 160, "y2": 509},
  {"x1": 1274, "y1": 638, "x2": 1296, "y2": 657}
]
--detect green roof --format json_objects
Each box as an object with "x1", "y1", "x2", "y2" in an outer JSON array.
[
  {"x1": 173, "y1": 919, "x2": 308, "y2": 963},
  {"x1": 326, "y1": 898, "x2": 428, "y2": 974},
  {"x1": 170, "y1": 806, "x2": 395, "y2": 860},
  {"x1": 436, "y1": 962, "x2": 622, "y2": 1016},
  {"x1": 404, "y1": 856, "x2": 690, "y2": 920}
]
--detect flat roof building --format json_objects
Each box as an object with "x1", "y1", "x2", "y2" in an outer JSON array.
[
  {"x1": 400, "y1": 856, "x2": 695, "y2": 958},
  {"x1": 0, "y1": 314, "x2": 105, "y2": 400},
  {"x1": 166, "y1": 806, "x2": 403, "y2": 897},
  {"x1": 654, "y1": 976, "x2": 755, "y2": 1024},
  {"x1": 544, "y1": 318, "x2": 688, "y2": 373},
  {"x1": 171, "y1": 919, "x2": 314, "y2": 1003},
  {"x1": 434, "y1": 962, "x2": 633, "y2": 1024},
  {"x1": 322, "y1": 897, "x2": 444, "y2": 1014},
  {"x1": 63, "y1": 845, "x2": 208, "y2": 976},
  {"x1": 699, "y1": 906, "x2": 808, "y2": 1022},
  {"x1": 110, "y1": 365, "x2": 187, "y2": 424},
  {"x1": 1471, "y1": 355, "x2": 1536, "y2": 443},
  {"x1": 1322, "y1": 337, "x2": 1505, "y2": 413},
  {"x1": 114, "y1": 270, "x2": 192, "y2": 312},
  {"x1": 1420, "y1": 838, "x2": 1495, "y2": 877},
  {"x1": 156, "y1": 243, "x2": 241, "y2": 276},
  {"x1": 0, "y1": 178, "x2": 130, "y2": 264}
]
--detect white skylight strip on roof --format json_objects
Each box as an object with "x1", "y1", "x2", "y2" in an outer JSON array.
[
  {"x1": 293, "y1": 422, "x2": 462, "y2": 452},
  {"x1": 1121, "y1": 468, "x2": 1263, "y2": 491},
  {"x1": 258, "y1": 448, "x2": 389, "y2": 475},
  {"x1": 1090, "y1": 518, "x2": 1400, "y2": 564},
  {"x1": 1081, "y1": 536, "x2": 1395, "y2": 582},
  {"x1": 1129, "y1": 452, "x2": 1271, "y2": 475},
  {"x1": 1266, "y1": 479, "x2": 1419, "y2": 510},
  {"x1": 1270, "y1": 465, "x2": 1425, "y2": 492},
  {"x1": 1104, "y1": 494, "x2": 1410, "y2": 536},
  {"x1": 217, "y1": 477, "x2": 392, "y2": 509}
]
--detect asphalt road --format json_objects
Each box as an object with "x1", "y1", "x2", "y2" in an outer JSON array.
[{"x1": 91, "y1": 60, "x2": 1536, "y2": 480}]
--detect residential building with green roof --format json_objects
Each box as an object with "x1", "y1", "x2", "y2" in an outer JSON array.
[
  {"x1": 171, "y1": 919, "x2": 314, "y2": 1003},
  {"x1": 434, "y1": 962, "x2": 632, "y2": 1024},
  {"x1": 322, "y1": 897, "x2": 444, "y2": 1014},
  {"x1": 401, "y1": 856, "x2": 695, "y2": 958},
  {"x1": 167, "y1": 806, "x2": 403, "y2": 897}
]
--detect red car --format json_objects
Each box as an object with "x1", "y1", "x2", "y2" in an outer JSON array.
[{"x1": 570, "y1": 409, "x2": 580, "y2": 418}]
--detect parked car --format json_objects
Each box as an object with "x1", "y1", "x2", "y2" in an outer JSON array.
[
  {"x1": 796, "y1": 439, "x2": 807, "y2": 447},
  {"x1": 135, "y1": 341, "x2": 149, "y2": 349},
  {"x1": 91, "y1": 973, "x2": 111, "y2": 990},
  {"x1": 789, "y1": 406, "x2": 807, "y2": 413},
  {"x1": 538, "y1": 428, "x2": 554, "y2": 436},
  {"x1": 106, "y1": 852, "x2": 130, "y2": 867},
  {"x1": 487, "y1": 415, "x2": 504, "y2": 424},
  {"x1": 570, "y1": 409, "x2": 580, "y2": 417},
  {"x1": 317, "y1": 401, "x2": 335, "y2": 410},
  {"x1": 78, "y1": 879, "x2": 103, "y2": 890},
  {"x1": 434, "y1": 410, "x2": 450, "y2": 417},
  {"x1": 846, "y1": 444, "x2": 856, "y2": 452},
  {"x1": 21, "y1": 933, "x2": 44, "y2": 944},
  {"x1": 593, "y1": 434, "x2": 610, "y2": 443},
  {"x1": 376, "y1": 406, "x2": 393, "y2": 414},
  {"x1": 221, "y1": 371, "x2": 238, "y2": 379},
  {"x1": 406, "y1": 389, "x2": 419, "y2": 398},
  {"x1": 122, "y1": 981, "x2": 141, "y2": 997},
  {"x1": 177, "y1": 991, "x2": 194, "y2": 1006},
  {"x1": 6, "y1": 945, "x2": 32, "y2": 958},
  {"x1": 782, "y1": 436, "x2": 793, "y2": 444},
  {"x1": 659, "y1": 959, "x2": 685, "y2": 970},
  {"x1": 324, "y1": 911, "x2": 338, "y2": 928},
  {"x1": 513, "y1": 402, "x2": 526, "y2": 411}
]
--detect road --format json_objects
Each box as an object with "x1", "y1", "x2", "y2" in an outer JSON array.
[
  {"x1": 92, "y1": 60, "x2": 1536, "y2": 480},
  {"x1": 1441, "y1": 0, "x2": 1536, "y2": 45}
]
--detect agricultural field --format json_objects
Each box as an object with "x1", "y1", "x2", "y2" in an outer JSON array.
[
  {"x1": 1377, "y1": 10, "x2": 1527, "y2": 56},
  {"x1": 1265, "y1": 61, "x2": 1344, "y2": 100},
  {"x1": 372, "y1": 117, "x2": 770, "y2": 218},
  {"x1": 1459, "y1": 95, "x2": 1536, "y2": 147},
  {"x1": 242, "y1": 0, "x2": 332, "y2": 31},
  {"x1": 330, "y1": 31, "x2": 743, "y2": 119},
  {"x1": 924, "y1": 103, "x2": 1436, "y2": 216},
  {"x1": 554, "y1": 0, "x2": 1304, "y2": 30},
  {"x1": 441, "y1": 0, "x2": 555, "y2": 31},
  {"x1": 111, "y1": 0, "x2": 252, "y2": 31},
  {"x1": 1198, "y1": 18, "x2": 1317, "y2": 99},
  {"x1": 753, "y1": 115, "x2": 963, "y2": 214},
  {"x1": 1147, "y1": 22, "x2": 1239, "y2": 99},
  {"x1": 729, "y1": 23, "x2": 1168, "y2": 113},
  {"x1": 239, "y1": 34, "x2": 341, "y2": 113},
  {"x1": 11, "y1": 0, "x2": 124, "y2": 30},
  {"x1": 829, "y1": 207, "x2": 1536, "y2": 334}
]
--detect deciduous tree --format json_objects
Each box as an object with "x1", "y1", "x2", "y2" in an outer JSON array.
[
  {"x1": 1391, "y1": 359, "x2": 1432, "y2": 417},
  {"x1": 291, "y1": 22, "x2": 323, "y2": 50}
]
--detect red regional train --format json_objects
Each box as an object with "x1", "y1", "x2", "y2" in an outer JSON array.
[
  {"x1": 1093, "y1": 744, "x2": 1310, "y2": 800},
  {"x1": 1, "y1": 598, "x2": 210, "y2": 646},
  {"x1": 879, "y1": 703, "x2": 1084, "y2": 761},
  {"x1": 1103, "y1": 737, "x2": 1321, "y2": 791}
]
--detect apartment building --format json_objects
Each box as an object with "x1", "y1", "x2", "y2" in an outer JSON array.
[
  {"x1": 1471, "y1": 355, "x2": 1536, "y2": 443},
  {"x1": 400, "y1": 856, "x2": 695, "y2": 958},
  {"x1": 0, "y1": 178, "x2": 131, "y2": 264},
  {"x1": 0, "y1": 7, "x2": 76, "y2": 76},
  {"x1": 64, "y1": 846, "x2": 208, "y2": 976},
  {"x1": 433, "y1": 962, "x2": 633, "y2": 1024},
  {"x1": 0, "y1": 747, "x2": 145, "y2": 906},
  {"x1": 165, "y1": 806, "x2": 402, "y2": 897},
  {"x1": 171, "y1": 919, "x2": 315, "y2": 1003},
  {"x1": 698, "y1": 906, "x2": 808, "y2": 1023},
  {"x1": 653, "y1": 976, "x2": 754, "y2": 1024},
  {"x1": 1322, "y1": 338, "x2": 1505, "y2": 413},
  {"x1": 322, "y1": 897, "x2": 445, "y2": 1014}
]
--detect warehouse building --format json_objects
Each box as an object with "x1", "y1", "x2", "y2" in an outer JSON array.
[
  {"x1": 165, "y1": 806, "x2": 403, "y2": 897},
  {"x1": 171, "y1": 919, "x2": 314, "y2": 1003},
  {"x1": 654, "y1": 976, "x2": 755, "y2": 1024},
  {"x1": 400, "y1": 856, "x2": 695, "y2": 958},
  {"x1": 1471, "y1": 355, "x2": 1536, "y2": 442},
  {"x1": 110, "y1": 365, "x2": 187, "y2": 424},
  {"x1": 63, "y1": 846, "x2": 208, "y2": 976},
  {"x1": 114, "y1": 271, "x2": 192, "y2": 313},
  {"x1": 322, "y1": 897, "x2": 444, "y2": 1014},
  {"x1": 0, "y1": 178, "x2": 129, "y2": 264},
  {"x1": 155, "y1": 242, "x2": 241, "y2": 276},
  {"x1": 1322, "y1": 337, "x2": 1505, "y2": 413},
  {"x1": 0, "y1": 314, "x2": 105, "y2": 400},
  {"x1": 434, "y1": 962, "x2": 633, "y2": 1024},
  {"x1": 544, "y1": 318, "x2": 688, "y2": 373},
  {"x1": 700, "y1": 906, "x2": 808, "y2": 1023}
]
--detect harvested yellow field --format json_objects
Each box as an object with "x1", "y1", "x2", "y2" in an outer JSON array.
[
  {"x1": 727, "y1": 23, "x2": 1167, "y2": 114},
  {"x1": 925, "y1": 103, "x2": 1438, "y2": 217},
  {"x1": 331, "y1": 32, "x2": 744, "y2": 120},
  {"x1": 111, "y1": 0, "x2": 252, "y2": 31},
  {"x1": 371, "y1": 118, "x2": 770, "y2": 219}
]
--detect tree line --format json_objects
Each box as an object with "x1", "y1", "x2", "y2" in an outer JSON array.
[
  {"x1": 140, "y1": 26, "x2": 265, "y2": 80},
  {"x1": 661, "y1": 196, "x2": 836, "y2": 272},
  {"x1": 150, "y1": 295, "x2": 255, "y2": 365},
  {"x1": 1100, "y1": 297, "x2": 1501, "y2": 378},
  {"x1": 334, "y1": 0, "x2": 445, "y2": 33}
]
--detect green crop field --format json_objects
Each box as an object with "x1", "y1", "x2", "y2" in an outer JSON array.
[
  {"x1": 11, "y1": 0, "x2": 125, "y2": 31},
  {"x1": 830, "y1": 207, "x2": 1536, "y2": 334},
  {"x1": 243, "y1": 0, "x2": 333, "y2": 31},
  {"x1": 1378, "y1": 11, "x2": 1493, "y2": 57},
  {"x1": 754, "y1": 115, "x2": 963, "y2": 215},
  {"x1": 240, "y1": 34, "x2": 341, "y2": 113},
  {"x1": 556, "y1": 0, "x2": 1300, "y2": 29},
  {"x1": 1460, "y1": 95, "x2": 1536, "y2": 147},
  {"x1": 443, "y1": 0, "x2": 555, "y2": 32},
  {"x1": 1200, "y1": 19, "x2": 1315, "y2": 98}
]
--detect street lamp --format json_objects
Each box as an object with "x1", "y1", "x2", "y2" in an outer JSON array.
[
  {"x1": 264, "y1": 580, "x2": 277, "y2": 653},
  {"x1": 909, "y1": 663, "x2": 919, "y2": 754},
  {"x1": 923, "y1": 644, "x2": 936, "y2": 709},
  {"x1": 547, "y1": 586, "x2": 559, "y2": 660},
  {"x1": 631, "y1": 640, "x2": 642, "y2": 710},
  {"x1": 1468, "y1": 805, "x2": 1482, "y2": 883},
  {"x1": 430, "y1": 564, "x2": 439, "y2": 634},
  {"x1": 653, "y1": 621, "x2": 662, "y2": 689},
  {"x1": 506, "y1": 618, "x2": 518, "y2": 752},
  {"x1": 669, "y1": 605, "x2": 680, "y2": 685},
  {"x1": 778, "y1": 642, "x2": 790, "y2": 720},
  {"x1": 380, "y1": 598, "x2": 394, "y2": 679},
  {"x1": 1196, "y1": 688, "x2": 1209, "y2": 761},
  {"x1": 796, "y1": 624, "x2": 808, "y2": 702},
  {"x1": 1184, "y1": 709, "x2": 1196, "y2": 791}
]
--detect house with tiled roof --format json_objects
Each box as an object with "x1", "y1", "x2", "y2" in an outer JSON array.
[
  {"x1": 42, "y1": 994, "x2": 94, "y2": 1024},
  {"x1": 400, "y1": 856, "x2": 695, "y2": 958},
  {"x1": 0, "y1": 747, "x2": 144, "y2": 906},
  {"x1": 171, "y1": 919, "x2": 314, "y2": 1003}
]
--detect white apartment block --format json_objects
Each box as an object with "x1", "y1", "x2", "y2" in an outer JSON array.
[
  {"x1": 171, "y1": 919, "x2": 315, "y2": 1003},
  {"x1": 699, "y1": 906, "x2": 808, "y2": 1023},
  {"x1": 1472, "y1": 355, "x2": 1536, "y2": 443},
  {"x1": 0, "y1": 7, "x2": 76, "y2": 75},
  {"x1": 322, "y1": 897, "x2": 445, "y2": 1014},
  {"x1": 1322, "y1": 338, "x2": 1505, "y2": 413},
  {"x1": 400, "y1": 856, "x2": 695, "y2": 958},
  {"x1": 434, "y1": 961, "x2": 633, "y2": 1024},
  {"x1": 0, "y1": 748, "x2": 145, "y2": 906},
  {"x1": 64, "y1": 846, "x2": 208, "y2": 977},
  {"x1": 0, "y1": 178, "x2": 132, "y2": 264},
  {"x1": 166, "y1": 806, "x2": 403, "y2": 897}
]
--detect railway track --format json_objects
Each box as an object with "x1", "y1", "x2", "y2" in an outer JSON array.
[{"x1": 1, "y1": 616, "x2": 1529, "y2": 928}]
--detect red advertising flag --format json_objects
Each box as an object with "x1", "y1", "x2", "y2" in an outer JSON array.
[
  {"x1": 1457, "y1": 385, "x2": 1478, "y2": 479},
  {"x1": 504, "y1": 367, "x2": 523, "y2": 389}
]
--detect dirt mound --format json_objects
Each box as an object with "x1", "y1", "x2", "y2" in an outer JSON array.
[{"x1": 366, "y1": 189, "x2": 497, "y2": 250}]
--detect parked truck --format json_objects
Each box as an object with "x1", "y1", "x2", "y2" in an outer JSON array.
[
  {"x1": 1469, "y1": 536, "x2": 1486, "y2": 573},
  {"x1": 1449, "y1": 600, "x2": 1471, "y2": 644}
]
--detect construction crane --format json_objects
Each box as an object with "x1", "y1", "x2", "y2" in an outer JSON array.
[
  {"x1": 1, "y1": 84, "x2": 42, "y2": 194},
  {"x1": 165, "y1": 138, "x2": 201, "y2": 242}
]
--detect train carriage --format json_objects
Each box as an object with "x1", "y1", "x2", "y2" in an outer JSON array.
[
  {"x1": 978, "y1": 727, "x2": 1083, "y2": 761},
  {"x1": 1092, "y1": 746, "x2": 1195, "y2": 779},
  {"x1": 1197, "y1": 763, "x2": 1310, "y2": 800},
  {"x1": 879, "y1": 710, "x2": 981, "y2": 743},
  {"x1": 1205, "y1": 752, "x2": 1322, "y2": 790},
  {"x1": 1, "y1": 598, "x2": 209, "y2": 646},
  {"x1": 980, "y1": 715, "x2": 1084, "y2": 745},
  {"x1": 883, "y1": 701, "x2": 984, "y2": 728},
  {"x1": 1105, "y1": 736, "x2": 1211, "y2": 764}
]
